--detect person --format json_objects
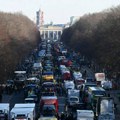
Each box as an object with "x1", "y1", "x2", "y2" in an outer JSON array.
[
  {"x1": 55, "y1": 113, "x2": 60, "y2": 120},
  {"x1": 114, "y1": 103, "x2": 117, "y2": 111},
  {"x1": 83, "y1": 70, "x2": 87, "y2": 78},
  {"x1": 69, "y1": 112, "x2": 73, "y2": 120},
  {"x1": 118, "y1": 93, "x2": 120, "y2": 102},
  {"x1": 61, "y1": 112, "x2": 65, "y2": 120}
]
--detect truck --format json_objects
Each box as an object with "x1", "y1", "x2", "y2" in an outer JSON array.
[
  {"x1": 64, "y1": 81, "x2": 75, "y2": 91},
  {"x1": 95, "y1": 73, "x2": 105, "y2": 86},
  {"x1": 10, "y1": 103, "x2": 36, "y2": 120},
  {"x1": 66, "y1": 89, "x2": 84, "y2": 109},
  {"x1": 0, "y1": 103, "x2": 10, "y2": 120},
  {"x1": 40, "y1": 96, "x2": 58, "y2": 113},
  {"x1": 77, "y1": 110, "x2": 94, "y2": 120},
  {"x1": 95, "y1": 73, "x2": 112, "y2": 89},
  {"x1": 73, "y1": 71, "x2": 82, "y2": 80},
  {"x1": 96, "y1": 97, "x2": 115, "y2": 120},
  {"x1": 39, "y1": 104, "x2": 58, "y2": 120},
  {"x1": 101, "y1": 79, "x2": 112, "y2": 90},
  {"x1": 87, "y1": 87, "x2": 106, "y2": 109}
]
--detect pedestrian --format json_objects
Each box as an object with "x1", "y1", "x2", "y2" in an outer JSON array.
[
  {"x1": 107, "y1": 93, "x2": 110, "y2": 97},
  {"x1": 69, "y1": 112, "x2": 73, "y2": 120},
  {"x1": 118, "y1": 93, "x2": 120, "y2": 102},
  {"x1": 55, "y1": 113, "x2": 60, "y2": 120},
  {"x1": 61, "y1": 112, "x2": 65, "y2": 120},
  {"x1": 114, "y1": 103, "x2": 117, "y2": 111}
]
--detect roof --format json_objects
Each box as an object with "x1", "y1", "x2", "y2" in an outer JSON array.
[
  {"x1": 89, "y1": 87, "x2": 105, "y2": 91},
  {"x1": 11, "y1": 107, "x2": 34, "y2": 114},
  {"x1": 39, "y1": 117, "x2": 57, "y2": 120},
  {"x1": 27, "y1": 77, "x2": 39, "y2": 81},
  {"x1": 25, "y1": 98, "x2": 34, "y2": 101},
  {"x1": 43, "y1": 100, "x2": 56, "y2": 105},
  {"x1": 33, "y1": 63, "x2": 42, "y2": 68},
  {"x1": 14, "y1": 71, "x2": 26, "y2": 74},
  {"x1": 0, "y1": 103, "x2": 9, "y2": 110},
  {"x1": 14, "y1": 103, "x2": 35, "y2": 108},
  {"x1": 77, "y1": 110, "x2": 94, "y2": 117}
]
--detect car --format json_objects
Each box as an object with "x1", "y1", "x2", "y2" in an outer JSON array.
[
  {"x1": 27, "y1": 94, "x2": 38, "y2": 103},
  {"x1": 6, "y1": 80, "x2": 14, "y2": 88},
  {"x1": 42, "y1": 71, "x2": 54, "y2": 81}
]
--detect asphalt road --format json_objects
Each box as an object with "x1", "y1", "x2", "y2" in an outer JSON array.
[{"x1": 1, "y1": 65, "x2": 120, "y2": 120}]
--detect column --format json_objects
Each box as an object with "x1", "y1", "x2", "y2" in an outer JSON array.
[
  {"x1": 56, "y1": 31, "x2": 58, "y2": 40},
  {"x1": 48, "y1": 31, "x2": 49, "y2": 39},
  {"x1": 43, "y1": 31, "x2": 45, "y2": 39},
  {"x1": 53, "y1": 31, "x2": 55, "y2": 40}
]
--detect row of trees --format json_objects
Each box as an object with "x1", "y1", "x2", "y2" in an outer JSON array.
[
  {"x1": 61, "y1": 6, "x2": 120, "y2": 79},
  {"x1": 0, "y1": 12, "x2": 40, "y2": 82}
]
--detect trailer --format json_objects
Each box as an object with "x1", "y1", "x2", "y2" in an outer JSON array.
[{"x1": 95, "y1": 73, "x2": 105, "y2": 86}]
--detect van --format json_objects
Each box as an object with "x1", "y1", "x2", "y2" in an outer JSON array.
[
  {"x1": 64, "y1": 81, "x2": 75, "y2": 91},
  {"x1": 0, "y1": 103, "x2": 9, "y2": 120},
  {"x1": 10, "y1": 103, "x2": 36, "y2": 120},
  {"x1": 88, "y1": 87, "x2": 106, "y2": 108},
  {"x1": 88, "y1": 87, "x2": 106, "y2": 97},
  {"x1": 96, "y1": 97, "x2": 115, "y2": 120}
]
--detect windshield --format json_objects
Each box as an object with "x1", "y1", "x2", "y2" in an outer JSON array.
[
  {"x1": 93, "y1": 90, "x2": 105, "y2": 96},
  {"x1": 42, "y1": 92, "x2": 55, "y2": 96},
  {"x1": 85, "y1": 84, "x2": 97, "y2": 90},
  {"x1": 28, "y1": 95, "x2": 37, "y2": 98},
  {"x1": 42, "y1": 105, "x2": 55, "y2": 117},
  {"x1": 76, "y1": 80, "x2": 84, "y2": 84}
]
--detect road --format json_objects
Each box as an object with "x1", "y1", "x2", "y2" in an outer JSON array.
[
  {"x1": 2, "y1": 89, "x2": 66, "y2": 119},
  {"x1": 1, "y1": 60, "x2": 120, "y2": 120}
]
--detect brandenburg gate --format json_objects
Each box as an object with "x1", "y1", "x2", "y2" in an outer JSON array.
[{"x1": 39, "y1": 25, "x2": 63, "y2": 40}]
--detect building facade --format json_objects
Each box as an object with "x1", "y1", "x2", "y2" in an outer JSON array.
[{"x1": 39, "y1": 24, "x2": 64, "y2": 40}]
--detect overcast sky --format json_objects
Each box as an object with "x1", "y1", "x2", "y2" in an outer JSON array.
[{"x1": 0, "y1": 0, "x2": 120, "y2": 24}]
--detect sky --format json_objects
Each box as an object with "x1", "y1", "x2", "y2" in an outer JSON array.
[{"x1": 0, "y1": 0, "x2": 120, "y2": 24}]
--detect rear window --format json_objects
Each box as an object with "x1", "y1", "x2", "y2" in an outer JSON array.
[
  {"x1": 93, "y1": 90, "x2": 105, "y2": 96},
  {"x1": 42, "y1": 92, "x2": 55, "y2": 96},
  {"x1": 43, "y1": 72, "x2": 53, "y2": 75},
  {"x1": 70, "y1": 97, "x2": 78, "y2": 102}
]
